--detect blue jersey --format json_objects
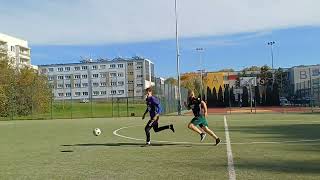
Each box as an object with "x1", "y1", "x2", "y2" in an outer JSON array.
[{"x1": 145, "y1": 96, "x2": 162, "y2": 119}]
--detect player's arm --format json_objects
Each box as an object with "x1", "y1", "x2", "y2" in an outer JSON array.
[
  {"x1": 142, "y1": 107, "x2": 148, "y2": 120},
  {"x1": 201, "y1": 100, "x2": 208, "y2": 117},
  {"x1": 184, "y1": 99, "x2": 191, "y2": 110},
  {"x1": 152, "y1": 99, "x2": 161, "y2": 120}
]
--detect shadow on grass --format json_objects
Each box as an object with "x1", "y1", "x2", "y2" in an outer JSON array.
[
  {"x1": 235, "y1": 159, "x2": 320, "y2": 174},
  {"x1": 61, "y1": 142, "x2": 195, "y2": 147}
]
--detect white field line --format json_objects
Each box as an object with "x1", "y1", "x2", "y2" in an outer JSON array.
[
  {"x1": 224, "y1": 115, "x2": 236, "y2": 180},
  {"x1": 112, "y1": 126, "x2": 320, "y2": 146}
]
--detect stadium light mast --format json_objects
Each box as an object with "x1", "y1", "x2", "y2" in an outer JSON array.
[
  {"x1": 267, "y1": 41, "x2": 275, "y2": 84},
  {"x1": 175, "y1": 0, "x2": 182, "y2": 115},
  {"x1": 196, "y1": 47, "x2": 204, "y2": 100}
]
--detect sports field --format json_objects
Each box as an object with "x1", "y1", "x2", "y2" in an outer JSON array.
[{"x1": 1, "y1": 114, "x2": 319, "y2": 179}]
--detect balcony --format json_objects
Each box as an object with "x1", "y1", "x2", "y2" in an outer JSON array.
[{"x1": 18, "y1": 46, "x2": 31, "y2": 57}]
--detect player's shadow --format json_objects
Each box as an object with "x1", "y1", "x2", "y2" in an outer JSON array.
[{"x1": 61, "y1": 143, "x2": 194, "y2": 147}]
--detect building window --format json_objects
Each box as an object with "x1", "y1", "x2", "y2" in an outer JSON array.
[
  {"x1": 66, "y1": 92, "x2": 71, "y2": 97},
  {"x1": 82, "y1": 92, "x2": 89, "y2": 96},
  {"x1": 100, "y1": 65, "x2": 106, "y2": 69},
  {"x1": 74, "y1": 75, "x2": 81, "y2": 79},
  {"x1": 118, "y1": 90, "x2": 124, "y2": 94},
  {"x1": 58, "y1": 67, "x2": 63, "y2": 72},
  {"x1": 117, "y1": 73, "x2": 123, "y2": 77},
  {"x1": 11, "y1": 46, "x2": 15, "y2": 52},
  {"x1": 82, "y1": 83, "x2": 88, "y2": 87},
  {"x1": 48, "y1": 76, "x2": 54, "y2": 81},
  {"x1": 128, "y1": 72, "x2": 134, "y2": 75},
  {"x1": 118, "y1": 64, "x2": 124, "y2": 68},
  {"x1": 65, "y1": 67, "x2": 71, "y2": 71},
  {"x1": 100, "y1": 82, "x2": 107, "y2": 87},
  {"x1": 65, "y1": 84, "x2": 71, "y2": 88},
  {"x1": 128, "y1": 80, "x2": 134, "y2": 84},
  {"x1": 93, "y1": 91, "x2": 99, "y2": 96},
  {"x1": 137, "y1": 75, "x2": 143, "y2": 78},
  {"x1": 93, "y1": 82, "x2": 99, "y2": 87},
  {"x1": 110, "y1": 73, "x2": 116, "y2": 77},
  {"x1": 82, "y1": 66, "x2": 88, "y2": 70},
  {"x1": 110, "y1": 64, "x2": 116, "y2": 68},
  {"x1": 92, "y1": 74, "x2": 99, "y2": 78},
  {"x1": 100, "y1": 91, "x2": 107, "y2": 95},
  {"x1": 58, "y1": 75, "x2": 64, "y2": 80},
  {"x1": 58, "y1": 93, "x2": 64, "y2": 97},
  {"x1": 75, "y1": 92, "x2": 81, "y2": 96},
  {"x1": 48, "y1": 68, "x2": 54, "y2": 72},
  {"x1": 111, "y1": 90, "x2": 116, "y2": 95},
  {"x1": 92, "y1": 65, "x2": 97, "y2": 70},
  {"x1": 137, "y1": 66, "x2": 143, "y2": 69},
  {"x1": 136, "y1": 62, "x2": 143, "y2": 65},
  {"x1": 82, "y1": 74, "x2": 88, "y2": 79},
  {"x1": 57, "y1": 84, "x2": 64, "y2": 89},
  {"x1": 110, "y1": 82, "x2": 117, "y2": 86},
  {"x1": 118, "y1": 81, "x2": 124, "y2": 86},
  {"x1": 137, "y1": 84, "x2": 143, "y2": 87},
  {"x1": 100, "y1": 73, "x2": 106, "y2": 78},
  {"x1": 74, "y1": 83, "x2": 81, "y2": 88},
  {"x1": 41, "y1": 69, "x2": 47, "y2": 74},
  {"x1": 128, "y1": 62, "x2": 133, "y2": 66},
  {"x1": 65, "y1": 75, "x2": 71, "y2": 79},
  {"x1": 74, "y1": 66, "x2": 80, "y2": 71},
  {"x1": 49, "y1": 84, "x2": 54, "y2": 89}
]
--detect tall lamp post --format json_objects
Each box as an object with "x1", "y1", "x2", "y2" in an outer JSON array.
[
  {"x1": 196, "y1": 48, "x2": 204, "y2": 100},
  {"x1": 175, "y1": 0, "x2": 182, "y2": 115},
  {"x1": 267, "y1": 41, "x2": 275, "y2": 85}
]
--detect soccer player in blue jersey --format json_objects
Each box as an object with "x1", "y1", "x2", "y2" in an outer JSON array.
[
  {"x1": 184, "y1": 90, "x2": 220, "y2": 145},
  {"x1": 142, "y1": 87, "x2": 175, "y2": 145}
]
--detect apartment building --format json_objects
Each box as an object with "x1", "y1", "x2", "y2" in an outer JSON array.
[
  {"x1": 38, "y1": 56, "x2": 155, "y2": 100},
  {"x1": 0, "y1": 33, "x2": 31, "y2": 68}
]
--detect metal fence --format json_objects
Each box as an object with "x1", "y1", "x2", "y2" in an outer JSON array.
[
  {"x1": 294, "y1": 77, "x2": 320, "y2": 107},
  {"x1": 0, "y1": 78, "x2": 188, "y2": 121}
]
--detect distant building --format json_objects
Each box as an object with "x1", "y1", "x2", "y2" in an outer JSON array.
[
  {"x1": 38, "y1": 56, "x2": 155, "y2": 100},
  {"x1": 0, "y1": 33, "x2": 31, "y2": 68}
]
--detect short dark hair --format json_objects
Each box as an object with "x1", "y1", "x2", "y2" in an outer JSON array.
[{"x1": 145, "y1": 87, "x2": 152, "y2": 92}]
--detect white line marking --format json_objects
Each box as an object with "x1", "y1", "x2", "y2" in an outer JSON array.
[
  {"x1": 113, "y1": 125, "x2": 320, "y2": 145},
  {"x1": 224, "y1": 115, "x2": 236, "y2": 180}
]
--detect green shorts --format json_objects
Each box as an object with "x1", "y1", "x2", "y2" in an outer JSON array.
[{"x1": 190, "y1": 115, "x2": 209, "y2": 127}]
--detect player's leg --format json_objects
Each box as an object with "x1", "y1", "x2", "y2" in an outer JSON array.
[
  {"x1": 152, "y1": 119, "x2": 175, "y2": 133},
  {"x1": 188, "y1": 117, "x2": 206, "y2": 142},
  {"x1": 144, "y1": 120, "x2": 153, "y2": 145},
  {"x1": 198, "y1": 115, "x2": 220, "y2": 145}
]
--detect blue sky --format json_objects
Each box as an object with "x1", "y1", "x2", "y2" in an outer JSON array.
[
  {"x1": 30, "y1": 26, "x2": 320, "y2": 78},
  {"x1": 1, "y1": 0, "x2": 320, "y2": 78}
]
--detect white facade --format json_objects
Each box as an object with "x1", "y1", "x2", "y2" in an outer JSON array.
[
  {"x1": 38, "y1": 57, "x2": 155, "y2": 100},
  {"x1": 0, "y1": 33, "x2": 31, "y2": 68},
  {"x1": 290, "y1": 65, "x2": 320, "y2": 92}
]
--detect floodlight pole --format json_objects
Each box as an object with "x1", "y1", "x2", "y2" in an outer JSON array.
[
  {"x1": 196, "y1": 47, "x2": 204, "y2": 100},
  {"x1": 175, "y1": 0, "x2": 182, "y2": 115},
  {"x1": 268, "y1": 41, "x2": 275, "y2": 84}
]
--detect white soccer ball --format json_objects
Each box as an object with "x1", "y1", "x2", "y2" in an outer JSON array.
[{"x1": 93, "y1": 128, "x2": 101, "y2": 136}]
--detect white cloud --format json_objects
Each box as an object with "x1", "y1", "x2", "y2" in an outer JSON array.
[{"x1": 1, "y1": 0, "x2": 320, "y2": 45}]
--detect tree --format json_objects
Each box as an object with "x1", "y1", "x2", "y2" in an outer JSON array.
[
  {"x1": 212, "y1": 87, "x2": 217, "y2": 107},
  {"x1": 0, "y1": 55, "x2": 51, "y2": 117},
  {"x1": 266, "y1": 86, "x2": 273, "y2": 106},
  {"x1": 219, "y1": 68, "x2": 235, "y2": 72},
  {"x1": 242, "y1": 86, "x2": 249, "y2": 107},
  {"x1": 272, "y1": 83, "x2": 280, "y2": 106},
  {"x1": 254, "y1": 86, "x2": 260, "y2": 106},
  {"x1": 164, "y1": 77, "x2": 177, "y2": 85},
  {"x1": 224, "y1": 85, "x2": 230, "y2": 107},
  {"x1": 217, "y1": 86, "x2": 224, "y2": 107},
  {"x1": 206, "y1": 87, "x2": 212, "y2": 107},
  {"x1": 230, "y1": 86, "x2": 236, "y2": 106}
]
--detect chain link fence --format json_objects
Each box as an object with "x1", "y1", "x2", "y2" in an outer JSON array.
[{"x1": 0, "y1": 76, "x2": 188, "y2": 121}]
